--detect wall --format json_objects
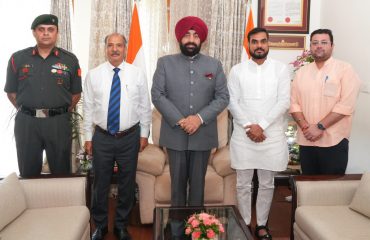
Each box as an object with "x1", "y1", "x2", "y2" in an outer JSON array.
[
  {"x1": 250, "y1": 0, "x2": 321, "y2": 68},
  {"x1": 321, "y1": 0, "x2": 370, "y2": 173}
]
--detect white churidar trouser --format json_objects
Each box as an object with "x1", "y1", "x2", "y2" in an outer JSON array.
[{"x1": 236, "y1": 169, "x2": 275, "y2": 226}]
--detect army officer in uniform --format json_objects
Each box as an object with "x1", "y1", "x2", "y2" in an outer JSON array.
[{"x1": 4, "y1": 14, "x2": 82, "y2": 177}]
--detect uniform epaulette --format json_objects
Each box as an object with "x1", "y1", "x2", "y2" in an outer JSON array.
[
  {"x1": 12, "y1": 47, "x2": 34, "y2": 57},
  {"x1": 58, "y1": 47, "x2": 79, "y2": 63}
]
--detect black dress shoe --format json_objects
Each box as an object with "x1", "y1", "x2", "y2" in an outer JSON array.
[
  {"x1": 114, "y1": 227, "x2": 131, "y2": 240},
  {"x1": 92, "y1": 226, "x2": 108, "y2": 240}
]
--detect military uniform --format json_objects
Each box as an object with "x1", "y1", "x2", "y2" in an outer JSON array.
[{"x1": 4, "y1": 46, "x2": 82, "y2": 176}]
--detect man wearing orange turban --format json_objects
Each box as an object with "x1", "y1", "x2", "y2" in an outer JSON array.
[{"x1": 152, "y1": 15, "x2": 229, "y2": 214}]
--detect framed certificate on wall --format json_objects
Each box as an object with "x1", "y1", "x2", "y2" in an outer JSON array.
[{"x1": 258, "y1": 0, "x2": 310, "y2": 33}]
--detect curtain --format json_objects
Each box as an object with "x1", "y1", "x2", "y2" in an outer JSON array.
[
  {"x1": 169, "y1": 0, "x2": 247, "y2": 74},
  {"x1": 49, "y1": 0, "x2": 82, "y2": 173},
  {"x1": 137, "y1": 0, "x2": 168, "y2": 82},
  {"x1": 89, "y1": 0, "x2": 132, "y2": 69},
  {"x1": 51, "y1": 0, "x2": 72, "y2": 51}
]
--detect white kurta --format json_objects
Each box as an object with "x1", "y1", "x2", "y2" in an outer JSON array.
[{"x1": 228, "y1": 58, "x2": 290, "y2": 171}]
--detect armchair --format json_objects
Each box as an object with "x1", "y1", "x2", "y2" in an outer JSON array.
[
  {"x1": 136, "y1": 109, "x2": 237, "y2": 224},
  {"x1": 290, "y1": 174, "x2": 370, "y2": 240},
  {"x1": 0, "y1": 173, "x2": 90, "y2": 240}
]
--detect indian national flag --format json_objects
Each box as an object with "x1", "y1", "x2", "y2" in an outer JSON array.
[
  {"x1": 241, "y1": 4, "x2": 255, "y2": 62},
  {"x1": 126, "y1": 3, "x2": 146, "y2": 74}
]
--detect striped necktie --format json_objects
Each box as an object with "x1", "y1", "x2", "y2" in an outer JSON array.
[{"x1": 107, "y1": 67, "x2": 121, "y2": 134}]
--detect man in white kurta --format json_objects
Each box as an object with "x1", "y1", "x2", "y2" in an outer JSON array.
[{"x1": 228, "y1": 28, "x2": 290, "y2": 239}]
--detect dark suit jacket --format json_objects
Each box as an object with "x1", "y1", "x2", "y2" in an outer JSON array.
[{"x1": 151, "y1": 53, "x2": 229, "y2": 151}]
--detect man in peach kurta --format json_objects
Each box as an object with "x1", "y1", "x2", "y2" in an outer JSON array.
[{"x1": 290, "y1": 29, "x2": 361, "y2": 174}]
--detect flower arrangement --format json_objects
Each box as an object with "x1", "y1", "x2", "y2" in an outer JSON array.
[
  {"x1": 285, "y1": 125, "x2": 300, "y2": 164},
  {"x1": 185, "y1": 212, "x2": 224, "y2": 240},
  {"x1": 290, "y1": 50, "x2": 314, "y2": 72},
  {"x1": 76, "y1": 149, "x2": 92, "y2": 172}
]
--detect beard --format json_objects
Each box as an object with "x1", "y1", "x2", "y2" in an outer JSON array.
[
  {"x1": 250, "y1": 47, "x2": 269, "y2": 60},
  {"x1": 180, "y1": 42, "x2": 201, "y2": 57},
  {"x1": 312, "y1": 50, "x2": 330, "y2": 62}
]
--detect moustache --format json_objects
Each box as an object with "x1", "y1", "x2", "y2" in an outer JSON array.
[
  {"x1": 255, "y1": 48, "x2": 264, "y2": 52},
  {"x1": 185, "y1": 43, "x2": 197, "y2": 48},
  {"x1": 111, "y1": 51, "x2": 120, "y2": 56}
]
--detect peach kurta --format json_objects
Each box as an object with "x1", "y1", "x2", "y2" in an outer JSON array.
[{"x1": 290, "y1": 57, "x2": 362, "y2": 147}]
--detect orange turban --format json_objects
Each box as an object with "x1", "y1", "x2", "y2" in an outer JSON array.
[{"x1": 175, "y1": 16, "x2": 208, "y2": 43}]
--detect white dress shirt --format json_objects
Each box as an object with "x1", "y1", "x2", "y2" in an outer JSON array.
[
  {"x1": 228, "y1": 58, "x2": 290, "y2": 171},
  {"x1": 83, "y1": 61, "x2": 151, "y2": 141}
]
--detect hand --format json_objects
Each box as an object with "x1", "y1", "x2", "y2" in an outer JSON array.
[
  {"x1": 245, "y1": 124, "x2": 266, "y2": 143},
  {"x1": 139, "y1": 137, "x2": 148, "y2": 152},
  {"x1": 84, "y1": 141, "x2": 93, "y2": 156},
  {"x1": 299, "y1": 121, "x2": 310, "y2": 131},
  {"x1": 302, "y1": 124, "x2": 323, "y2": 142},
  {"x1": 180, "y1": 115, "x2": 202, "y2": 135}
]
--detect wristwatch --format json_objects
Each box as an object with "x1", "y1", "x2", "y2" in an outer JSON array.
[{"x1": 317, "y1": 123, "x2": 326, "y2": 130}]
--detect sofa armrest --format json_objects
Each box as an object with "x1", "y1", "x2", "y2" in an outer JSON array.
[
  {"x1": 20, "y1": 176, "x2": 87, "y2": 209},
  {"x1": 137, "y1": 144, "x2": 166, "y2": 176},
  {"x1": 296, "y1": 180, "x2": 359, "y2": 206},
  {"x1": 211, "y1": 146, "x2": 235, "y2": 177},
  {"x1": 289, "y1": 174, "x2": 362, "y2": 240}
]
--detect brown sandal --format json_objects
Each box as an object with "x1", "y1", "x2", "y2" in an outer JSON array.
[{"x1": 255, "y1": 225, "x2": 272, "y2": 240}]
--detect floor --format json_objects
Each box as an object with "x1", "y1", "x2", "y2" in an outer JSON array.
[{"x1": 91, "y1": 185, "x2": 293, "y2": 240}]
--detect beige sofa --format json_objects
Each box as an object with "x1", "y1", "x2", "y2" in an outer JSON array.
[
  {"x1": 291, "y1": 173, "x2": 370, "y2": 240},
  {"x1": 136, "y1": 109, "x2": 237, "y2": 224},
  {"x1": 0, "y1": 173, "x2": 90, "y2": 240}
]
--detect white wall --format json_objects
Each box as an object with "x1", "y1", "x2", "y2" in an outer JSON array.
[
  {"x1": 72, "y1": 0, "x2": 91, "y2": 78},
  {"x1": 321, "y1": 0, "x2": 370, "y2": 173}
]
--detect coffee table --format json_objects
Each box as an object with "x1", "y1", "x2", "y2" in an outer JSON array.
[{"x1": 153, "y1": 205, "x2": 253, "y2": 240}]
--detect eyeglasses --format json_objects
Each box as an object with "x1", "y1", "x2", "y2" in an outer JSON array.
[{"x1": 311, "y1": 41, "x2": 331, "y2": 46}]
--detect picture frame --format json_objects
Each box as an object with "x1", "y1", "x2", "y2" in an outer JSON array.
[
  {"x1": 258, "y1": 0, "x2": 310, "y2": 34},
  {"x1": 268, "y1": 35, "x2": 306, "y2": 50}
]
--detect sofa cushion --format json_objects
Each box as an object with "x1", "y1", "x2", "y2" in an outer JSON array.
[
  {"x1": 349, "y1": 172, "x2": 370, "y2": 218},
  {"x1": 212, "y1": 146, "x2": 235, "y2": 177},
  {"x1": 0, "y1": 172, "x2": 26, "y2": 231},
  {"x1": 204, "y1": 167, "x2": 224, "y2": 203},
  {"x1": 137, "y1": 144, "x2": 166, "y2": 176},
  {"x1": 0, "y1": 206, "x2": 90, "y2": 240},
  {"x1": 295, "y1": 205, "x2": 370, "y2": 239},
  {"x1": 155, "y1": 165, "x2": 171, "y2": 203}
]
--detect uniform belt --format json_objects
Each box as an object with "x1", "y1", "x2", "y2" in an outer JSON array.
[
  {"x1": 20, "y1": 106, "x2": 69, "y2": 118},
  {"x1": 95, "y1": 122, "x2": 139, "y2": 138}
]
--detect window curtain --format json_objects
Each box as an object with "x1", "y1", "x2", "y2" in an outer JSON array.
[
  {"x1": 46, "y1": 0, "x2": 81, "y2": 173},
  {"x1": 137, "y1": 0, "x2": 168, "y2": 82},
  {"x1": 169, "y1": 0, "x2": 247, "y2": 74},
  {"x1": 51, "y1": 0, "x2": 72, "y2": 50},
  {"x1": 89, "y1": 0, "x2": 132, "y2": 69}
]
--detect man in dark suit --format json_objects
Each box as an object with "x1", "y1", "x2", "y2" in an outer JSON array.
[
  {"x1": 151, "y1": 16, "x2": 229, "y2": 208},
  {"x1": 84, "y1": 33, "x2": 151, "y2": 240}
]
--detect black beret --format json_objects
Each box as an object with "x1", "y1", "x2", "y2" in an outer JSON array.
[{"x1": 31, "y1": 14, "x2": 58, "y2": 30}]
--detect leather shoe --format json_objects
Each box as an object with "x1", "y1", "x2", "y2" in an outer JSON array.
[
  {"x1": 92, "y1": 226, "x2": 108, "y2": 240},
  {"x1": 114, "y1": 227, "x2": 131, "y2": 240}
]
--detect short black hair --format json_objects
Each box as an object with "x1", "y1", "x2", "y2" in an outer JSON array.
[
  {"x1": 310, "y1": 29, "x2": 334, "y2": 45},
  {"x1": 247, "y1": 27, "x2": 269, "y2": 42}
]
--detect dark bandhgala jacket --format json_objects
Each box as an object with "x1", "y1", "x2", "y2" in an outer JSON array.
[{"x1": 151, "y1": 53, "x2": 229, "y2": 151}]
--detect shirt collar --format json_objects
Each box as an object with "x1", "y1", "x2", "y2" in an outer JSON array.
[
  {"x1": 180, "y1": 52, "x2": 201, "y2": 61},
  {"x1": 32, "y1": 46, "x2": 60, "y2": 57},
  {"x1": 323, "y1": 56, "x2": 334, "y2": 67},
  {"x1": 248, "y1": 57, "x2": 270, "y2": 67},
  {"x1": 107, "y1": 61, "x2": 125, "y2": 72}
]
